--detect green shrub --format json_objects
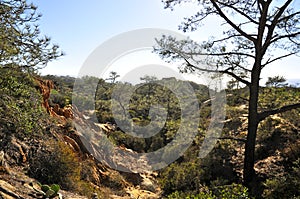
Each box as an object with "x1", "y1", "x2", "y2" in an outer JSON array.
[
  {"x1": 263, "y1": 159, "x2": 300, "y2": 198},
  {"x1": 0, "y1": 69, "x2": 47, "y2": 140},
  {"x1": 213, "y1": 183, "x2": 251, "y2": 199},
  {"x1": 29, "y1": 140, "x2": 107, "y2": 197},
  {"x1": 167, "y1": 190, "x2": 216, "y2": 199},
  {"x1": 29, "y1": 141, "x2": 81, "y2": 190},
  {"x1": 49, "y1": 89, "x2": 67, "y2": 107},
  {"x1": 110, "y1": 131, "x2": 146, "y2": 152},
  {"x1": 166, "y1": 184, "x2": 250, "y2": 199},
  {"x1": 159, "y1": 161, "x2": 203, "y2": 195}
]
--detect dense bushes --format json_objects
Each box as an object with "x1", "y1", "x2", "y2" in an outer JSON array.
[
  {"x1": 40, "y1": 75, "x2": 300, "y2": 198},
  {"x1": 159, "y1": 140, "x2": 239, "y2": 197},
  {"x1": 0, "y1": 69, "x2": 47, "y2": 141},
  {"x1": 159, "y1": 161, "x2": 203, "y2": 195},
  {"x1": 28, "y1": 140, "x2": 105, "y2": 197},
  {"x1": 29, "y1": 141, "x2": 81, "y2": 190},
  {"x1": 166, "y1": 183, "x2": 251, "y2": 199},
  {"x1": 263, "y1": 159, "x2": 300, "y2": 198}
]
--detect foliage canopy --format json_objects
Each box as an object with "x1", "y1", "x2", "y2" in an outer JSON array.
[{"x1": 0, "y1": 0, "x2": 63, "y2": 71}]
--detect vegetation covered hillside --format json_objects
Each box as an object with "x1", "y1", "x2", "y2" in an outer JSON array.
[
  {"x1": 1, "y1": 0, "x2": 300, "y2": 198},
  {"x1": 46, "y1": 74, "x2": 300, "y2": 198},
  {"x1": 0, "y1": 67, "x2": 299, "y2": 198},
  {"x1": 0, "y1": 70, "x2": 169, "y2": 199}
]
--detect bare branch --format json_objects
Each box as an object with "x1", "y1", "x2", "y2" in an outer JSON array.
[
  {"x1": 263, "y1": 52, "x2": 297, "y2": 67},
  {"x1": 258, "y1": 103, "x2": 300, "y2": 121},
  {"x1": 271, "y1": 0, "x2": 293, "y2": 23},
  {"x1": 263, "y1": 0, "x2": 294, "y2": 51},
  {"x1": 211, "y1": 34, "x2": 242, "y2": 44},
  {"x1": 257, "y1": 0, "x2": 263, "y2": 14},
  {"x1": 234, "y1": 64, "x2": 252, "y2": 73},
  {"x1": 184, "y1": 58, "x2": 251, "y2": 86},
  {"x1": 210, "y1": 33, "x2": 257, "y2": 45},
  {"x1": 169, "y1": 44, "x2": 255, "y2": 58},
  {"x1": 223, "y1": 70, "x2": 251, "y2": 86},
  {"x1": 257, "y1": 0, "x2": 271, "y2": 50},
  {"x1": 278, "y1": 11, "x2": 300, "y2": 23},
  {"x1": 270, "y1": 31, "x2": 300, "y2": 45},
  {"x1": 187, "y1": 51, "x2": 256, "y2": 58},
  {"x1": 210, "y1": 0, "x2": 256, "y2": 43},
  {"x1": 184, "y1": 10, "x2": 216, "y2": 27},
  {"x1": 218, "y1": 1, "x2": 259, "y2": 25}
]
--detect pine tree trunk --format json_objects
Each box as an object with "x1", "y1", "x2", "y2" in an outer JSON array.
[{"x1": 243, "y1": 65, "x2": 260, "y2": 188}]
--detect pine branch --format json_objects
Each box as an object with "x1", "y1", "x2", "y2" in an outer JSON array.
[
  {"x1": 258, "y1": 103, "x2": 300, "y2": 121},
  {"x1": 218, "y1": 1, "x2": 259, "y2": 25},
  {"x1": 270, "y1": 31, "x2": 300, "y2": 45},
  {"x1": 184, "y1": 58, "x2": 251, "y2": 86},
  {"x1": 263, "y1": 0, "x2": 294, "y2": 50},
  {"x1": 210, "y1": 0, "x2": 256, "y2": 43},
  {"x1": 263, "y1": 52, "x2": 298, "y2": 66}
]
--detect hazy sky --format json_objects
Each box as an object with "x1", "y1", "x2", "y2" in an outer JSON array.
[{"x1": 32, "y1": 0, "x2": 299, "y2": 84}]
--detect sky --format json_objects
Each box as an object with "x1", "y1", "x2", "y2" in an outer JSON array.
[{"x1": 31, "y1": 0, "x2": 300, "y2": 85}]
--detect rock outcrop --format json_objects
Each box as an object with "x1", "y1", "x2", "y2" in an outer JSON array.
[{"x1": 0, "y1": 76, "x2": 162, "y2": 198}]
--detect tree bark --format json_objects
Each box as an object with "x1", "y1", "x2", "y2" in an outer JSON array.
[
  {"x1": 244, "y1": 88, "x2": 259, "y2": 187},
  {"x1": 243, "y1": 62, "x2": 261, "y2": 188}
]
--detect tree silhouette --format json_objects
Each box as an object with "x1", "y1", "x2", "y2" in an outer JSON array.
[
  {"x1": 156, "y1": 0, "x2": 300, "y2": 192},
  {"x1": 265, "y1": 76, "x2": 288, "y2": 87},
  {"x1": 106, "y1": 71, "x2": 120, "y2": 83}
]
